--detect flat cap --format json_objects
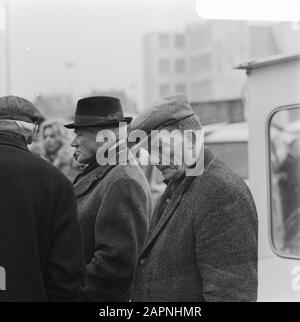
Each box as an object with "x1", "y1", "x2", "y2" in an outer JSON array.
[
  {"x1": 0, "y1": 95, "x2": 43, "y2": 123},
  {"x1": 131, "y1": 94, "x2": 194, "y2": 134}
]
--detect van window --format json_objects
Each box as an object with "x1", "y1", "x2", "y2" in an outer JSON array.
[{"x1": 268, "y1": 106, "x2": 300, "y2": 258}]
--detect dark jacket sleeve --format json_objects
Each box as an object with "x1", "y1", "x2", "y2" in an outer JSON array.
[
  {"x1": 194, "y1": 196, "x2": 258, "y2": 302},
  {"x1": 79, "y1": 177, "x2": 148, "y2": 302},
  {"x1": 46, "y1": 180, "x2": 85, "y2": 301}
]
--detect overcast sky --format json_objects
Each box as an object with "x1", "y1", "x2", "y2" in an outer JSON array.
[{"x1": 7, "y1": 0, "x2": 199, "y2": 108}]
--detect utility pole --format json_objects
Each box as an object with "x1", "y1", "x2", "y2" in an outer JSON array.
[
  {"x1": 0, "y1": 0, "x2": 11, "y2": 95},
  {"x1": 5, "y1": 0, "x2": 11, "y2": 95}
]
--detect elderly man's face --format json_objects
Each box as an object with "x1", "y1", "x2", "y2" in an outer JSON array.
[
  {"x1": 71, "y1": 128, "x2": 100, "y2": 164},
  {"x1": 150, "y1": 131, "x2": 186, "y2": 181},
  {"x1": 157, "y1": 163, "x2": 185, "y2": 182}
]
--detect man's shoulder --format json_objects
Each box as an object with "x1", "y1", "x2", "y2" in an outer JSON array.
[
  {"x1": 100, "y1": 164, "x2": 150, "y2": 199},
  {"x1": 0, "y1": 145, "x2": 72, "y2": 198},
  {"x1": 193, "y1": 152, "x2": 252, "y2": 202},
  {"x1": 190, "y1": 153, "x2": 257, "y2": 223},
  {"x1": 26, "y1": 151, "x2": 72, "y2": 187},
  {"x1": 109, "y1": 163, "x2": 147, "y2": 184}
]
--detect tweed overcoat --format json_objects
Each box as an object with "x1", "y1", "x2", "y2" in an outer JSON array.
[
  {"x1": 132, "y1": 148, "x2": 258, "y2": 302},
  {"x1": 74, "y1": 157, "x2": 152, "y2": 301}
]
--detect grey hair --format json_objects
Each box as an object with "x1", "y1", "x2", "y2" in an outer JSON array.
[{"x1": 0, "y1": 119, "x2": 37, "y2": 143}]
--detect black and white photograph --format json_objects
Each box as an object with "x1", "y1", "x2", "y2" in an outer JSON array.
[{"x1": 0, "y1": 0, "x2": 300, "y2": 307}]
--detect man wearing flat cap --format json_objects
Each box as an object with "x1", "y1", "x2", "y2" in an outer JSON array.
[
  {"x1": 0, "y1": 96, "x2": 85, "y2": 301},
  {"x1": 65, "y1": 96, "x2": 152, "y2": 301},
  {"x1": 130, "y1": 94, "x2": 258, "y2": 302}
]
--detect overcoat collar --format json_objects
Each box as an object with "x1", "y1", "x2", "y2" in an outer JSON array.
[
  {"x1": 0, "y1": 131, "x2": 29, "y2": 153},
  {"x1": 73, "y1": 147, "x2": 139, "y2": 198},
  {"x1": 73, "y1": 163, "x2": 115, "y2": 198},
  {"x1": 140, "y1": 148, "x2": 215, "y2": 257}
]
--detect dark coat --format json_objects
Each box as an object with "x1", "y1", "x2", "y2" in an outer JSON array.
[
  {"x1": 0, "y1": 132, "x2": 85, "y2": 302},
  {"x1": 132, "y1": 148, "x2": 258, "y2": 302},
  {"x1": 74, "y1": 158, "x2": 152, "y2": 301}
]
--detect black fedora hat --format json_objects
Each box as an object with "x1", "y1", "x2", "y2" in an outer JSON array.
[{"x1": 65, "y1": 96, "x2": 132, "y2": 129}]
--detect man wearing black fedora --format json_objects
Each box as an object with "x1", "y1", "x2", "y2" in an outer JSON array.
[{"x1": 65, "y1": 96, "x2": 152, "y2": 302}]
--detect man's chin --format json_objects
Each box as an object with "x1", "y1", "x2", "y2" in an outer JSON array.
[
  {"x1": 76, "y1": 155, "x2": 87, "y2": 164},
  {"x1": 158, "y1": 165, "x2": 185, "y2": 181},
  {"x1": 77, "y1": 155, "x2": 97, "y2": 165},
  {"x1": 46, "y1": 147, "x2": 56, "y2": 153}
]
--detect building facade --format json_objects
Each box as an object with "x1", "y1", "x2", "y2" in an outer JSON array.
[
  {"x1": 144, "y1": 32, "x2": 187, "y2": 108},
  {"x1": 144, "y1": 21, "x2": 284, "y2": 107}
]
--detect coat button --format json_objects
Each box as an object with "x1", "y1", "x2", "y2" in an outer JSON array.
[
  {"x1": 166, "y1": 198, "x2": 170, "y2": 203},
  {"x1": 139, "y1": 258, "x2": 147, "y2": 265}
]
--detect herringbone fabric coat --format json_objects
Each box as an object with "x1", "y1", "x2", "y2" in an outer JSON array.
[{"x1": 132, "y1": 148, "x2": 258, "y2": 302}]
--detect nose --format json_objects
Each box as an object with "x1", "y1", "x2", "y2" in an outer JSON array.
[{"x1": 71, "y1": 137, "x2": 78, "y2": 148}]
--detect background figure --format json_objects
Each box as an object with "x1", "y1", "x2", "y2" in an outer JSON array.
[
  {"x1": 269, "y1": 125, "x2": 290, "y2": 252},
  {"x1": 39, "y1": 120, "x2": 80, "y2": 181},
  {"x1": 277, "y1": 136, "x2": 300, "y2": 255}
]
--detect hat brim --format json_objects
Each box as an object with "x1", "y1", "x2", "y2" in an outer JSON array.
[{"x1": 64, "y1": 117, "x2": 133, "y2": 129}]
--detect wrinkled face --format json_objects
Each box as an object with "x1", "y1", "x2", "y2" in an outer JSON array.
[
  {"x1": 156, "y1": 154, "x2": 185, "y2": 182},
  {"x1": 71, "y1": 128, "x2": 99, "y2": 164},
  {"x1": 43, "y1": 126, "x2": 62, "y2": 153},
  {"x1": 157, "y1": 164, "x2": 185, "y2": 182},
  {"x1": 151, "y1": 131, "x2": 186, "y2": 182}
]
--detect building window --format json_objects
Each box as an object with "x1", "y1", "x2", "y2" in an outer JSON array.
[
  {"x1": 191, "y1": 53, "x2": 212, "y2": 75},
  {"x1": 175, "y1": 59, "x2": 186, "y2": 74},
  {"x1": 175, "y1": 34, "x2": 185, "y2": 49},
  {"x1": 159, "y1": 59, "x2": 170, "y2": 74},
  {"x1": 159, "y1": 84, "x2": 171, "y2": 97},
  {"x1": 175, "y1": 84, "x2": 186, "y2": 94},
  {"x1": 159, "y1": 34, "x2": 170, "y2": 49}
]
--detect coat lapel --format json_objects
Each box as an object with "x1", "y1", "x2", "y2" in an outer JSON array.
[
  {"x1": 74, "y1": 164, "x2": 114, "y2": 198},
  {"x1": 141, "y1": 175, "x2": 195, "y2": 254},
  {"x1": 73, "y1": 148, "x2": 133, "y2": 198}
]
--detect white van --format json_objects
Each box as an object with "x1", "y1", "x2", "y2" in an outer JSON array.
[{"x1": 237, "y1": 53, "x2": 300, "y2": 301}]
